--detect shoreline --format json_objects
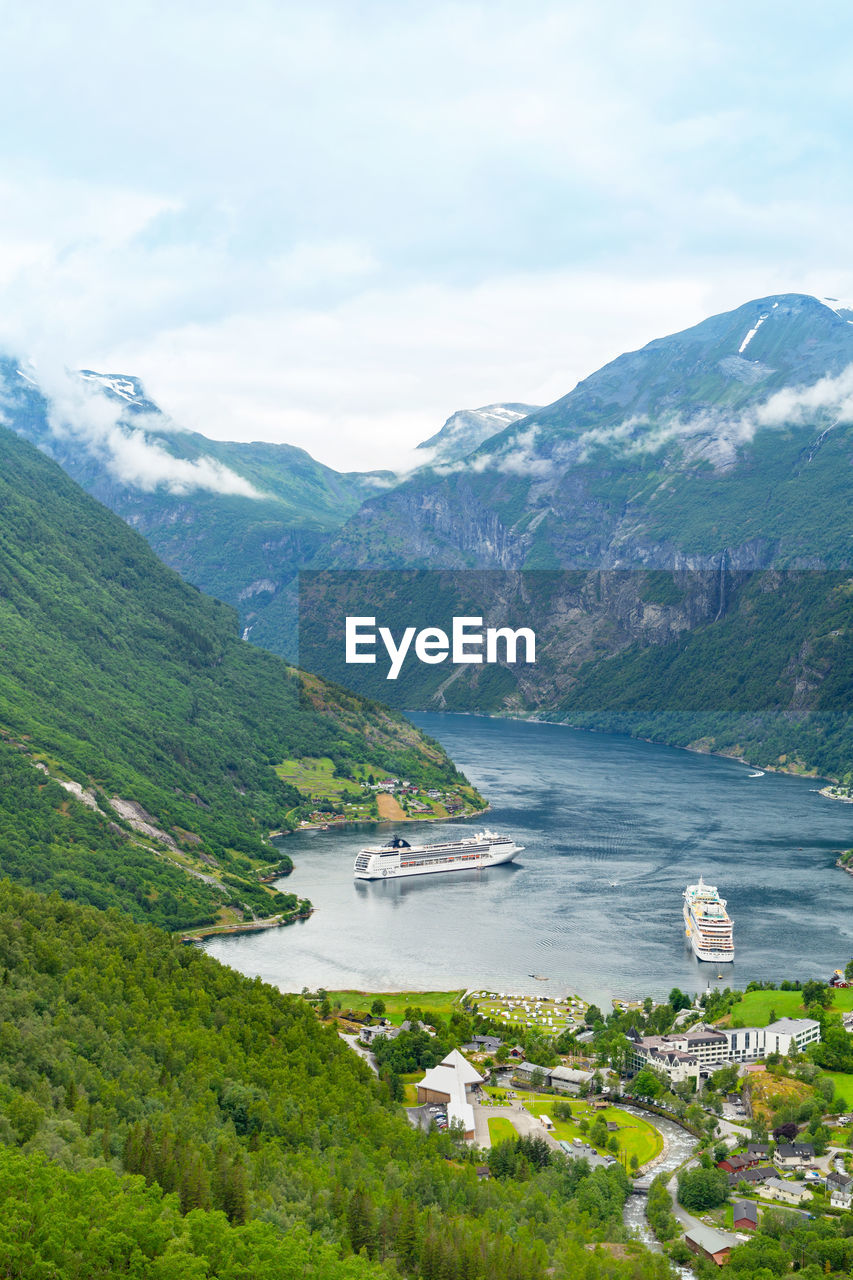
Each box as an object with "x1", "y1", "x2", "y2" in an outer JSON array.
[
  {"x1": 180, "y1": 906, "x2": 313, "y2": 944},
  {"x1": 441, "y1": 708, "x2": 842, "y2": 789},
  {"x1": 271, "y1": 801, "x2": 490, "y2": 837}
]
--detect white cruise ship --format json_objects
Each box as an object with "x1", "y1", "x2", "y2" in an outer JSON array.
[
  {"x1": 683, "y1": 876, "x2": 734, "y2": 963},
  {"x1": 354, "y1": 830, "x2": 521, "y2": 880}
]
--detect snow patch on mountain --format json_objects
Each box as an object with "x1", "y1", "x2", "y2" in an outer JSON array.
[
  {"x1": 418, "y1": 403, "x2": 538, "y2": 464},
  {"x1": 10, "y1": 362, "x2": 265, "y2": 499},
  {"x1": 738, "y1": 310, "x2": 770, "y2": 353}
]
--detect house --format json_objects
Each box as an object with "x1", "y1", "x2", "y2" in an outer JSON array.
[
  {"x1": 549, "y1": 1065, "x2": 594, "y2": 1095},
  {"x1": 462, "y1": 1035, "x2": 502, "y2": 1055},
  {"x1": 774, "y1": 1142, "x2": 815, "y2": 1170},
  {"x1": 763, "y1": 1177, "x2": 810, "y2": 1205},
  {"x1": 360, "y1": 1023, "x2": 399, "y2": 1046},
  {"x1": 416, "y1": 1049, "x2": 483, "y2": 1141},
  {"x1": 508, "y1": 1045, "x2": 525, "y2": 1060},
  {"x1": 746, "y1": 1144, "x2": 771, "y2": 1161},
  {"x1": 732, "y1": 1200, "x2": 758, "y2": 1231},
  {"x1": 718, "y1": 1152, "x2": 759, "y2": 1175},
  {"x1": 727, "y1": 1165, "x2": 774, "y2": 1188},
  {"x1": 827, "y1": 1171, "x2": 853, "y2": 1209},
  {"x1": 684, "y1": 1225, "x2": 737, "y2": 1266}
]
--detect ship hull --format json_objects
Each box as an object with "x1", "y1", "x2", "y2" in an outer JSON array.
[
  {"x1": 354, "y1": 838, "x2": 520, "y2": 880},
  {"x1": 683, "y1": 902, "x2": 734, "y2": 963}
]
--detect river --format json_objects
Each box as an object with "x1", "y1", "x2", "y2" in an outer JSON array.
[{"x1": 203, "y1": 714, "x2": 853, "y2": 1005}]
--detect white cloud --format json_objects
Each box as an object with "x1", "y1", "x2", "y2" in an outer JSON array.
[
  {"x1": 30, "y1": 361, "x2": 263, "y2": 497},
  {"x1": 0, "y1": 4, "x2": 852, "y2": 472},
  {"x1": 569, "y1": 363, "x2": 853, "y2": 471}
]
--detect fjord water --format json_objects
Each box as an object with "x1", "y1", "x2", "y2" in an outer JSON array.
[{"x1": 204, "y1": 715, "x2": 853, "y2": 1005}]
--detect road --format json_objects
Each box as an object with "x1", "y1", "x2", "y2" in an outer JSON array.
[
  {"x1": 472, "y1": 1101, "x2": 563, "y2": 1151},
  {"x1": 339, "y1": 1032, "x2": 378, "y2": 1075}
]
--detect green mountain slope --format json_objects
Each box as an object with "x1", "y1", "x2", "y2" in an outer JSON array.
[
  {"x1": 323, "y1": 295, "x2": 853, "y2": 571},
  {"x1": 0, "y1": 426, "x2": 477, "y2": 928},
  {"x1": 1, "y1": 361, "x2": 391, "y2": 656},
  {"x1": 0, "y1": 881, "x2": 668, "y2": 1280}
]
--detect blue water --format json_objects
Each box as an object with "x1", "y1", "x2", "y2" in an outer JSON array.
[{"x1": 203, "y1": 715, "x2": 853, "y2": 1005}]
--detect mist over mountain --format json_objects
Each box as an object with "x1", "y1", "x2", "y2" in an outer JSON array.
[
  {"x1": 5, "y1": 292, "x2": 853, "y2": 778},
  {"x1": 416, "y1": 403, "x2": 539, "y2": 465}
]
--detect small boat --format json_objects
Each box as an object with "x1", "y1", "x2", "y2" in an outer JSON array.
[{"x1": 528, "y1": 973, "x2": 549, "y2": 980}]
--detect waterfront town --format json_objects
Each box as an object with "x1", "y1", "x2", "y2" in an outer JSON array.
[{"x1": 316, "y1": 971, "x2": 853, "y2": 1270}]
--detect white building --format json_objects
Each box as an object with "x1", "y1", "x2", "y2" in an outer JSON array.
[
  {"x1": 627, "y1": 1017, "x2": 820, "y2": 1084},
  {"x1": 763, "y1": 1177, "x2": 810, "y2": 1206},
  {"x1": 416, "y1": 1049, "x2": 483, "y2": 1140}
]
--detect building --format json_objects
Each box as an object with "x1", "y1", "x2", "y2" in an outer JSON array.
[
  {"x1": 549, "y1": 1065, "x2": 594, "y2": 1094},
  {"x1": 827, "y1": 1172, "x2": 853, "y2": 1209},
  {"x1": 626, "y1": 1017, "x2": 821, "y2": 1084},
  {"x1": 462, "y1": 1035, "x2": 503, "y2": 1055},
  {"x1": 360, "y1": 1022, "x2": 399, "y2": 1046},
  {"x1": 732, "y1": 1200, "x2": 758, "y2": 1231},
  {"x1": 684, "y1": 1225, "x2": 737, "y2": 1266},
  {"x1": 761, "y1": 1018, "x2": 821, "y2": 1056},
  {"x1": 746, "y1": 1144, "x2": 771, "y2": 1161},
  {"x1": 416, "y1": 1049, "x2": 483, "y2": 1141},
  {"x1": 719, "y1": 1152, "x2": 760, "y2": 1175},
  {"x1": 727, "y1": 1165, "x2": 775, "y2": 1189},
  {"x1": 511, "y1": 1061, "x2": 552, "y2": 1087},
  {"x1": 763, "y1": 1177, "x2": 810, "y2": 1206},
  {"x1": 774, "y1": 1142, "x2": 815, "y2": 1170}
]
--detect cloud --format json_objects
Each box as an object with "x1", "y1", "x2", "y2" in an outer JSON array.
[
  {"x1": 755, "y1": 364, "x2": 853, "y2": 427},
  {"x1": 571, "y1": 363, "x2": 853, "y2": 470},
  {"x1": 1, "y1": 5, "x2": 853, "y2": 471},
  {"x1": 28, "y1": 362, "x2": 264, "y2": 497}
]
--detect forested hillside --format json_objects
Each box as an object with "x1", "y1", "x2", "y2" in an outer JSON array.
[
  {"x1": 0, "y1": 426, "x2": 477, "y2": 929},
  {"x1": 0, "y1": 882, "x2": 671, "y2": 1280}
]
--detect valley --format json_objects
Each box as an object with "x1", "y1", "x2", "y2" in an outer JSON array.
[{"x1": 5, "y1": 292, "x2": 852, "y2": 785}]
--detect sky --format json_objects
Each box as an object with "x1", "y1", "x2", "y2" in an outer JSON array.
[{"x1": 1, "y1": 1, "x2": 853, "y2": 471}]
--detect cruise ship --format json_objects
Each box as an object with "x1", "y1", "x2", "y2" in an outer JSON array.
[
  {"x1": 683, "y1": 876, "x2": 734, "y2": 963},
  {"x1": 353, "y1": 830, "x2": 521, "y2": 880}
]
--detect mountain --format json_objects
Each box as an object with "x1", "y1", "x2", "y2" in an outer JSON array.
[
  {"x1": 0, "y1": 879, "x2": 655, "y2": 1280},
  {"x1": 0, "y1": 424, "x2": 480, "y2": 929},
  {"x1": 323, "y1": 294, "x2": 853, "y2": 571},
  {"x1": 416, "y1": 402, "x2": 539, "y2": 464},
  {"x1": 301, "y1": 295, "x2": 853, "y2": 778},
  {"x1": 2, "y1": 357, "x2": 391, "y2": 655},
  {"x1": 5, "y1": 293, "x2": 853, "y2": 779}
]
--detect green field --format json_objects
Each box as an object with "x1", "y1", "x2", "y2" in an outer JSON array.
[
  {"x1": 326, "y1": 990, "x2": 465, "y2": 1020},
  {"x1": 275, "y1": 756, "x2": 378, "y2": 819},
  {"x1": 728, "y1": 987, "x2": 853, "y2": 1027},
  {"x1": 488, "y1": 1117, "x2": 517, "y2": 1143},
  {"x1": 819, "y1": 1071, "x2": 853, "y2": 1109},
  {"x1": 485, "y1": 1090, "x2": 662, "y2": 1167},
  {"x1": 400, "y1": 1071, "x2": 422, "y2": 1106}
]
